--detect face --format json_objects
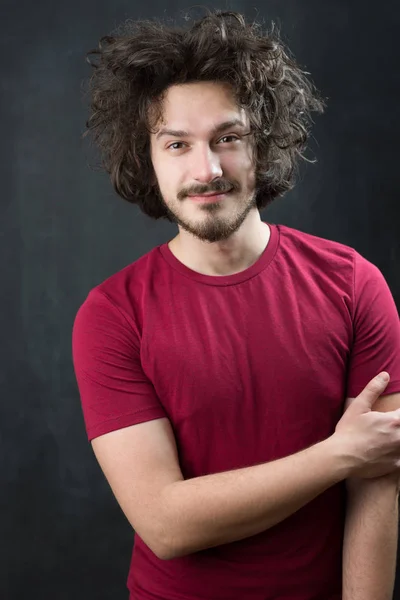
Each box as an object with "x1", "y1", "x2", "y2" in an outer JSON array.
[{"x1": 149, "y1": 81, "x2": 258, "y2": 243}]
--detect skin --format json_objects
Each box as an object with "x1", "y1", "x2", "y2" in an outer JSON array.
[{"x1": 149, "y1": 81, "x2": 271, "y2": 276}]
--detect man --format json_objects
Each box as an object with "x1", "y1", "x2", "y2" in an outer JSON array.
[{"x1": 72, "y1": 10, "x2": 400, "y2": 599}]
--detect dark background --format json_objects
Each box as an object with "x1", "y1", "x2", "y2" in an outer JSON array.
[{"x1": 2, "y1": 0, "x2": 400, "y2": 598}]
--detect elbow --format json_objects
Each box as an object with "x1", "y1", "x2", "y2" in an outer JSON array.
[
  {"x1": 153, "y1": 545, "x2": 172, "y2": 561},
  {"x1": 133, "y1": 527, "x2": 174, "y2": 561},
  {"x1": 157, "y1": 546, "x2": 176, "y2": 561},
  {"x1": 151, "y1": 537, "x2": 181, "y2": 561},
  {"x1": 158, "y1": 530, "x2": 200, "y2": 561},
  {"x1": 153, "y1": 487, "x2": 183, "y2": 560},
  {"x1": 154, "y1": 526, "x2": 183, "y2": 561},
  {"x1": 153, "y1": 535, "x2": 175, "y2": 561},
  {"x1": 151, "y1": 483, "x2": 190, "y2": 560},
  {"x1": 147, "y1": 512, "x2": 180, "y2": 561},
  {"x1": 142, "y1": 527, "x2": 176, "y2": 561},
  {"x1": 155, "y1": 523, "x2": 190, "y2": 561}
]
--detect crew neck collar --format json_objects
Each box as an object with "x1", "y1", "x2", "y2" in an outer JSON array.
[{"x1": 158, "y1": 222, "x2": 279, "y2": 286}]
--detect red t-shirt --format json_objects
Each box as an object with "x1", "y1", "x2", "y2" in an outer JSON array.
[{"x1": 72, "y1": 222, "x2": 400, "y2": 599}]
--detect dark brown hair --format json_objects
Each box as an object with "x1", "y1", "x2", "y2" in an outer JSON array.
[{"x1": 83, "y1": 9, "x2": 325, "y2": 221}]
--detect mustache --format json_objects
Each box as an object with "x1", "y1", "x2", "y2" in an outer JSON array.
[{"x1": 178, "y1": 180, "x2": 238, "y2": 199}]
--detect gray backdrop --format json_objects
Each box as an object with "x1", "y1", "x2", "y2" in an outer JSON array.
[{"x1": 2, "y1": 0, "x2": 399, "y2": 598}]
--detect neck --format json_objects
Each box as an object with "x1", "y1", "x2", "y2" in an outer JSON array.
[{"x1": 168, "y1": 218, "x2": 271, "y2": 277}]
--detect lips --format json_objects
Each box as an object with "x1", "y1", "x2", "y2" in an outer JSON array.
[
  {"x1": 189, "y1": 193, "x2": 220, "y2": 198},
  {"x1": 188, "y1": 189, "x2": 232, "y2": 198}
]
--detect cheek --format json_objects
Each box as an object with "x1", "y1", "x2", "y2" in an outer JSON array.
[
  {"x1": 230, "y1": 150, "x2": 254, "y2": 176},
  {"x1": 152, "y1": 160, "x2": 174, "y2": 191},
  {"x1": 236, "y1": 158, "x2": 256, "y2": 188}
]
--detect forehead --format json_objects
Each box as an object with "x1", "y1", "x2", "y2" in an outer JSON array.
[{"x1": 151, "y1": 81, "x2": 248, "y2": 136}]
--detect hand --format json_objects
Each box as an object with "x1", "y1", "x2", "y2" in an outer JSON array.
[{"x1": 334, "y1": 373, "x2": 400, "y2": 479}]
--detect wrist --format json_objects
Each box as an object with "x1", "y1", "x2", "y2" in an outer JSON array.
[{"x1": 321, "y1": 434, "x2": 355, "y2": 481}]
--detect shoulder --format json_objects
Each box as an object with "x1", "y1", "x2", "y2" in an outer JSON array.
[
  {"x1": 73, "y1": 244, "x2": 165, "y2": 336},
  {"x1": 275, "y1": 223, "x2": 359, "y2": 282},
  {"x1": 277, "y1": 223, "x2": 357, "y2": 260}
]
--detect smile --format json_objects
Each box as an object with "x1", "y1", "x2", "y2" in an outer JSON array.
[{"x1": 188, "y1": 191, "x2": 231, "y2": 202}]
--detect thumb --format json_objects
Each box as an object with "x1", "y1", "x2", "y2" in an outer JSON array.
[{"x1": 351, "y1": 372, "x2": 390, "y2": 413}]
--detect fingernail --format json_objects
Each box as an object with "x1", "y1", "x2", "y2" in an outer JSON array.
[{"x1": 378, "y1": 372, "x2": 389, "y2": 382}]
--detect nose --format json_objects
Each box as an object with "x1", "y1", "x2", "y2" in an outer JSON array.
[{"x1": 190, "y1": 144, "x2": 223, "y2": 183}]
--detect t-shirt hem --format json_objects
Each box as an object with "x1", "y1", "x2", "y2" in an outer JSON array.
[{"x1": 86, "y1": 407, "x2": 168, "y2": 442}]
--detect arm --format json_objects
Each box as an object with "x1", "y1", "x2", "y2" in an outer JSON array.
[
  {"x1": 88, "y1": 413, "x2": 350, "y2": 562},
  {"x1": 342, "y1": 392, "x2": 400, "y2": 600},
  {"x1": 162, "y1": 435, "x2": 351, "y2": 560}
]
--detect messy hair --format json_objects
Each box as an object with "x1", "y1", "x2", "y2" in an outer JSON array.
[{"x1": 83, "y1": 9, "x2": 325, "y2": 221}]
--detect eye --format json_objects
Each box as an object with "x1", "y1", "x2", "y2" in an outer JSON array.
[
  {"x1": 167, "y1": 142, "x2": 186, "y2": 150},
  {"x1": 218, "y1": 135, "x2": 240, "y2": 143},
  {"x1": 166, "y1": 135, "x2": 240, "y2": 151}
]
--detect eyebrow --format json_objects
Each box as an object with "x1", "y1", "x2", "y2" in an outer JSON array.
[{"x1": 155, "y1": 118, "x2": 247, "y2": 140}]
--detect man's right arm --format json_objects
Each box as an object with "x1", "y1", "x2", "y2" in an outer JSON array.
[
  {"x1": 92, "y1": 417, "x2": 351, "y2": 561},
  {"x1": 161, "y1": 435, "x2": 349, "y2": 559}
]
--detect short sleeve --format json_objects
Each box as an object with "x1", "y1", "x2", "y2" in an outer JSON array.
[
  {"x1": 72, "y1": 289, "x2": 167, "y2": 442},
  {"x1": 346, "y1": 251, "x2": 400, "y2": 398}
]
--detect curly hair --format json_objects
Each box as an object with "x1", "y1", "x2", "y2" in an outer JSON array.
[{"x1": 83, "y1": 8, "x2": 325, "y2": 221}]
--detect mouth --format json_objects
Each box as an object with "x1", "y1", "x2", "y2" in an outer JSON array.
[{"x1": 188, "y1": 189, "x2": 233, "y2": 203}]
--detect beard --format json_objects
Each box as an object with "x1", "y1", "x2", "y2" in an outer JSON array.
[{"x1": 156, "y1": 184, "x2": 259, "y2": 243}]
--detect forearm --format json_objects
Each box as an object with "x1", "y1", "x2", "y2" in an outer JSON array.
[
  {"x1": 343, "y1": 472, "x2": 400, "y2": 600},
  {"x1": 161, "y1": 436, "x2": 350, "y2": 560}
]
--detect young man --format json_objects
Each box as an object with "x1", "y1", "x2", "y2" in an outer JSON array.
[{"x1": 73, "y1": 10, "x2": 400, "y2": 599}]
